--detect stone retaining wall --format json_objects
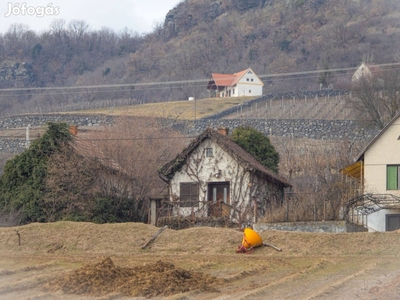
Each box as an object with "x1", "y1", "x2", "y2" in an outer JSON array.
[
  {"x1": 254, "y1": 221, "x2": 367, "y2": 233},
  {"x1": 0, "y1": 139, "x2": 26, "y2": 153},
  {"x1": 188, "y1": 118, "x2": 379, "y2": 141},
  {"x1": 0, "y1": 114, "x2": 380, "y2": 154},
  {"x1": 0, "y1": 114, "x2": 114, "y2": 129}
]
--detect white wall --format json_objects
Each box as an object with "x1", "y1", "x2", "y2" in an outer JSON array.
[
  {"x1": 236, "y1": 71, "x2": 263, "y2": 97},
  {"x1": 364, "y1": 116, "x2": 400, "y2": 195},
  {"x1": 169, "y1": 138, "x2": 251, "y2": 218},
  {"x1": 368, "y1": 209, "x2": 400, "y2": 232},
  {"x1": 352, "y1": 63, "x2": 371, "y2": 82}
]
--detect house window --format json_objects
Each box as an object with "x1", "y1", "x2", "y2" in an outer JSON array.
[
  {"x1": 246, "y1": 78, "x2": 249, "y2": 81},
  {"x1": 180, "y1": 182, "x2": 199, "y2": 207},
  {"x1": 251, "y1": 78, "x2": 254, "y2": 82},
  {"x1": 387, "y1": 165, "x2": 400, "y2": 190},
  {"x1": 249, "y1": 90, "x2": 252, "y2": 93},
  {"x1": 232, "y1": 88, "x2": 235, "y2": 95},
  {"x1": 206, "y1": 147, "x2": 213, "y2": 157}
]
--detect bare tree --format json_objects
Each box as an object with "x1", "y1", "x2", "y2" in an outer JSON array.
[
  {"x1": 264, "y1": 137, "x2": 363, "y2": 223},
  {"x1": 92, "y1": 117, "x2": 186, "y2": 219},
  {"x1": 49, "y1": 19, "x2": 67, "y2": 38},
  {"x1": 351, "y1": 66, "x2": 400, "y2": 129},
  {"x1": 68, "y1": 20, "x2": 89, "y2": 42}
]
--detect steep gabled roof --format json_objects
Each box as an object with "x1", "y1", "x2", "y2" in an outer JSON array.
[
  {"x1": 352, "y1": 62, "x2": 383, "y2": 82},
  {"x1": 355, "y1": 111, "x2": 400, "y2": 162},
  {"x1": 342, "y1": 112, "x2": 400, "y2": 180},
  {"x1": 159, "y1": 128, "x2": 291, "y2": 188},
  {"x1": 73, "y1": 136, "x2": 168, "y2": 198},
  {"x1": 73, "y1": 137, "x2": 123, "y2": 172},
  {"x1": 207, "y1": 68, "x2": 262, "y2": 89},
  {"x1": 208, "y1": 73, "x2": 238, "y2": 87}
]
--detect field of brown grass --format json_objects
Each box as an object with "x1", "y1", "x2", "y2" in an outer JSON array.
[
  {"x1": 1, "y1": 222, "x2": 400, "y2": 299},
  {"x1": 67, "y1": 97, "x2": 254, "y2": 120}
]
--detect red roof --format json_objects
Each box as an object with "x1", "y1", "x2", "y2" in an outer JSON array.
[{"x1": 207, "y1": 68, "x2": 254, "y2": 89}]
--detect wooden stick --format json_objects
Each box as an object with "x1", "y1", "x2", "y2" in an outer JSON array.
[
  {"x1": 141, "y1": 225, "x2": 168, "y2": 249},
  {"x1": 263, "y1": 242, "x2": 282, "y2": 252}
]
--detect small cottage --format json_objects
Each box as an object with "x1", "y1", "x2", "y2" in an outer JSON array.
[
  {"x1": 158, "y1": 127, "x2": 291, "y2": 225},
  {"x1": 206, "y1": 68, "x2": 264, "y2": 97}
]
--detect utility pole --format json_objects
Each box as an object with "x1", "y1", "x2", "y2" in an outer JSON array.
[{"x1": 26, "y1": 124, "x2": 31, "y2": 148}]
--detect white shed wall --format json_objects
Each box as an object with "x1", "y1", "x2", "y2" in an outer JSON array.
[{"x1": 368, "y1": 209, "x2": 400, "y2": 232}]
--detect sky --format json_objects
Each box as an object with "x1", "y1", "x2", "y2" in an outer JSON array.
[{"x1": 1, "y1": 0, "x2": 183, "y2": 34}]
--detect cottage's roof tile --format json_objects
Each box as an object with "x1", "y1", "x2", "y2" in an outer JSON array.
[{"x1": 159, "y1": 128, "x2": 291, "y2": 187}]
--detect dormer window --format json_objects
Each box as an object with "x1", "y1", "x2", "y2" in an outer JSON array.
[{"x1": 206, "y1": 147, "x2": 213, "y2": 157}]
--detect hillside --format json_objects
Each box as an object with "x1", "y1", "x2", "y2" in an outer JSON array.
[
  {"x1": 1, "y1": 0, "x2": 399, "y2": 117},
  {"x1": 1, "y1": 222, "x2": 400, "y2": 299}
]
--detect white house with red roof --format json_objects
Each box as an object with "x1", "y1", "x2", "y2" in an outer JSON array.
[{"x1": 206, "y1": 68, "x2": 264, "y2": 97}]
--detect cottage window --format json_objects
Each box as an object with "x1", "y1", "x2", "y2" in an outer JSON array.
[
  {"x1": 246, "y1": 78, "x2": 249, "y2": 81},
  {"x1": 232, "y1": 88, "x2": 235, "y2": 95},
  {"x1": 251, "y1": 78, "x2": 254, "y2": 82},
  {"x1": 180, "y1": 182, "x2": 199, "y2": 207},
  {"x1": 206, "y1": 147, "x2": 213, "y2": 157},
  {"x1": 387, "y1": 165, "x2": 400, "y2": 190}
]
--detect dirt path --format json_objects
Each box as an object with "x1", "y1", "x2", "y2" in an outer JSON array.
[{"x1": 1, "y1": 222, "x2": 400, "y2": 299}]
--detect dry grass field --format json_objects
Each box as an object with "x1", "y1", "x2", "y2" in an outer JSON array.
[
  {"x1": 68, "y1": 97, "x2": 255, "y2": 120},
  {"x1": 1, "y1": 222, "x2": 400, "y2": 299}
]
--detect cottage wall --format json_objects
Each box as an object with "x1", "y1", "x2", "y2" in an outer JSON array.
[
  {"x1": 364, "y1": 117, "x2": 400, "y2": 195},
  {"x1": 250, "y1": 174, "x2": 285, "y2": 220},
  {"x1": 351, "y1": 63, "x2": 372, "y2": 82},
  {"x1": 168, "y1": 137, "x2": 251, "y2": 220},
  {"x1": 235, "y1": 71, "x2": 263, "y2": 97}
]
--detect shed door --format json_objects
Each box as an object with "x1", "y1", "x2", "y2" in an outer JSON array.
[
  {"x1": 208, "y1": 182, "x2": 230, "y2": 218},
  {"x1": 386, "y1": 214, "x2": 400, "y2": 231}
]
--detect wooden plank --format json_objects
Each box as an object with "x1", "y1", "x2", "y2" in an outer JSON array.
[{"x1": 141, "y1": 225, "x2": 168, "y2": 249}]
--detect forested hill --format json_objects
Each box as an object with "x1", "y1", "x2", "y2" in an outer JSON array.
[{"x1": 1, "y1": 0, "x2": 400, "y2": 116}]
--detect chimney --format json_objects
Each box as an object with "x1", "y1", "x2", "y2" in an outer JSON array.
[
  {"x1": 217, "y1": 127, "x2": 229, "y2": 136},
  {"x1": 69, "y1": 125, "x2": 78, "y2": 136}
]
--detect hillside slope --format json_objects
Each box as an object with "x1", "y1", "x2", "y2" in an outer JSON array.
[{"x1": 1, "y1": 0, "x2": 399, "y2": 117}]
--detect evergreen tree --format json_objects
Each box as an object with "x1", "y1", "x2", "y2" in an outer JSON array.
[
  {"x1": 231, "y1": 126, "x2": 280, "y2": 173},
  {"x1": 0, "y1": 122, "x2": 72, "y2": 224}
]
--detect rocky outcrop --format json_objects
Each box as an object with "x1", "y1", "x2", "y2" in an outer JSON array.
[
  {"x1": 164, "y1": 0, "x2": 268, "y2": 38},
  {"x1": 163, "y1": 1, "x2": 227, "y2": 38},
  {"x1": 234, "y1": 0, "x2": 266, "y2": 11},
  {"x1": 0, "y1": 61, "x2": 34, "y2": 87}
]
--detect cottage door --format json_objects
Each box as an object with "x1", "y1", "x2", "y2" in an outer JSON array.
[{"x1": 208, "y1": 182, "x2": 230, "y2": 218}]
